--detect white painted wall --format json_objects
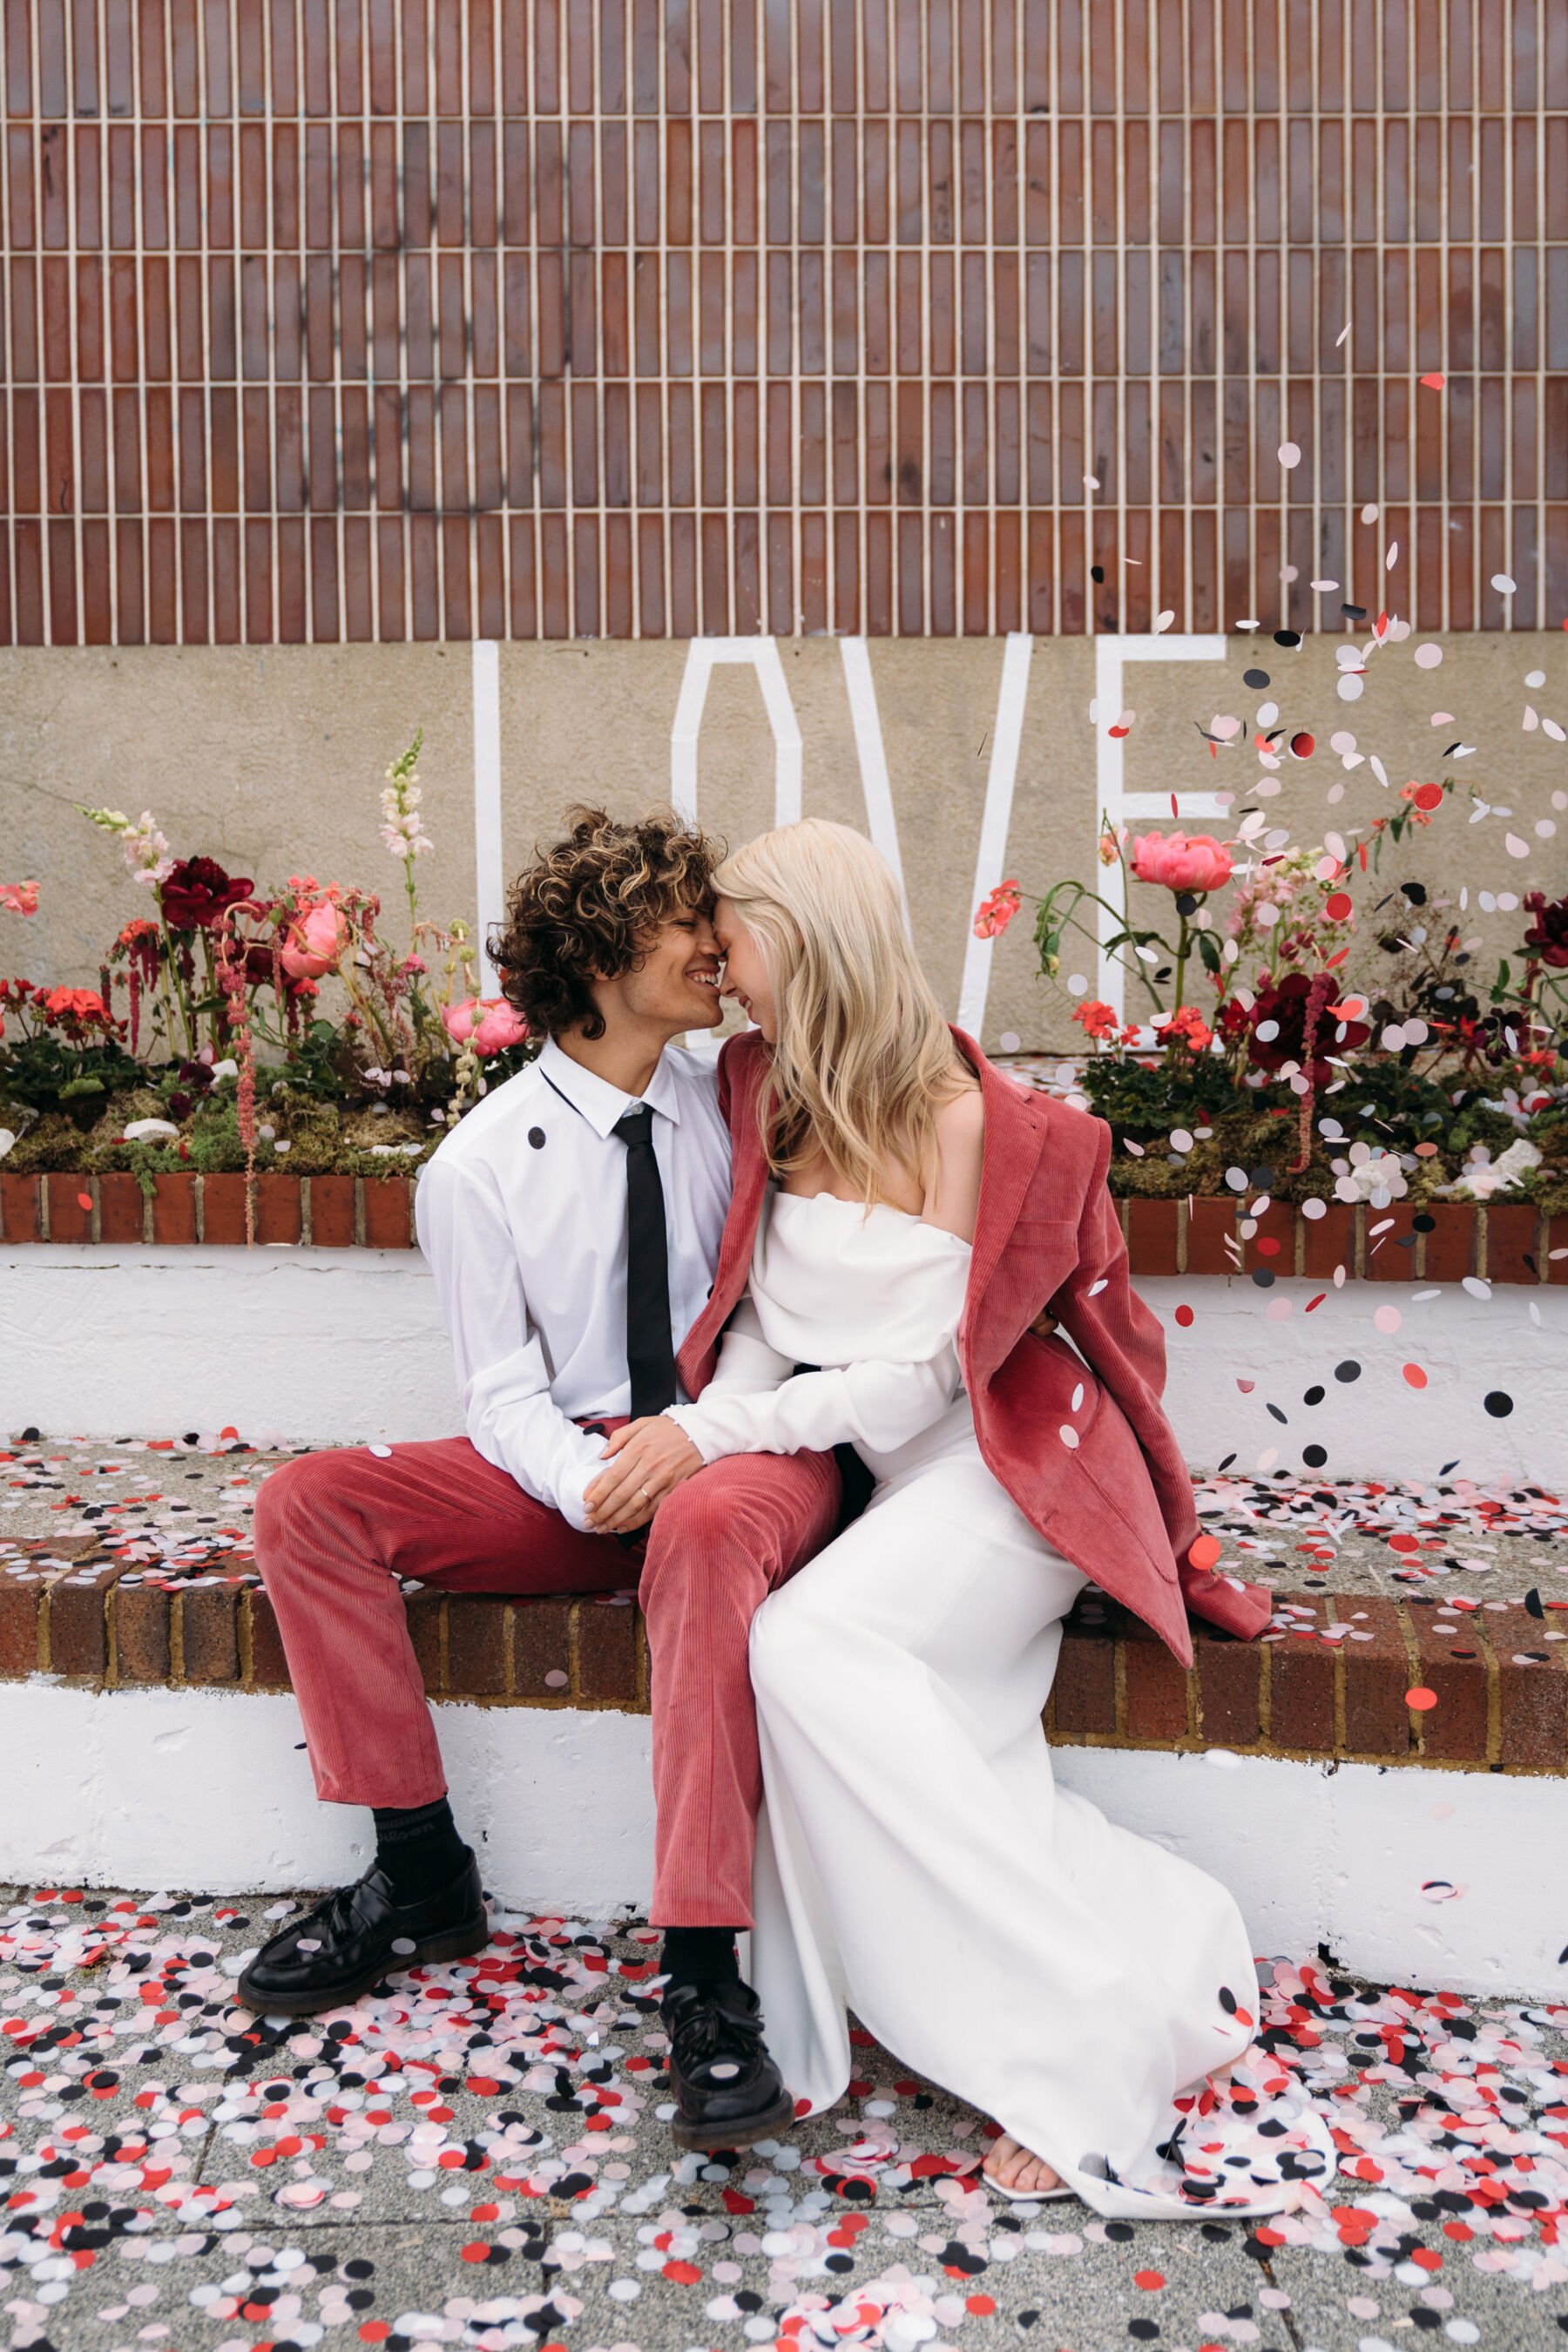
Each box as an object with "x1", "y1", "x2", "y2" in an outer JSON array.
[
  {"x1": 3, "y1": 1677, "x2": 1561, "y2": 1998},
  {"x1": 3, "y1": 1247, "x2": 1564, "y2": 1485}
]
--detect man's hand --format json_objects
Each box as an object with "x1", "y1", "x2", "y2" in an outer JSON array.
[
  {"x1": 1030, "y1": 1305, "x2": 1059, "y2": 1340},
  {"x1": 584, "y1": 1416, "x2": 706, "y2": 1536}
]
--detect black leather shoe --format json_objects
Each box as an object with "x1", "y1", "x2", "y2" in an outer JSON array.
[
  {"x1": 662, "y1": 1977, "x2": 795, "y2": 2153},
  {"x1": 235, "y1": 1852, "x2": 489, "y2": 2016}
]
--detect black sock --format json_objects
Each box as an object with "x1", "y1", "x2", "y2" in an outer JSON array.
[
  {"x1": 659, "y1": 1925, "x2": 740, "y2": 1992},
  {"x1": 371, "y1": 1798, "x2": 467, "y2": 1903}
]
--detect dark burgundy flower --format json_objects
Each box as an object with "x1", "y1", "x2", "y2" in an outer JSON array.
[
  {"x1": 1523, "y1": 891, "x2": 1568, "y2": 970},
  {"x1": 160, "y1": 856, "x2": 254, "y2": 930},
  {"x1": 1247, "y1": 970, "x2": 1371, "y2": 1086}
]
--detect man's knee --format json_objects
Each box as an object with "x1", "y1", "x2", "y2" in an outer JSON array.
[{"x1": 253, "y1": 1450, "x2": 362, "y2": 1572}]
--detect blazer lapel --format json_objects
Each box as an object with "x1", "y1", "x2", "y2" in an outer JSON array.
[
  {"x1": 676, "y1": 1037, "x2": 772, "y2": 1391},
  {"x1": 954, "y1": 1027, "x2": 1050, "y2": 1321}
]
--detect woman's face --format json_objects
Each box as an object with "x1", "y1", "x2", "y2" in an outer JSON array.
[{"x1": 713, "y1": 898, "x2": 777, "y2": 1043}]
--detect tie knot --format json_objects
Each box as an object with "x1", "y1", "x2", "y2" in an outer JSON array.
[{"x1": 613, "y1": 1105, "x2": 656, "y2": 1148}]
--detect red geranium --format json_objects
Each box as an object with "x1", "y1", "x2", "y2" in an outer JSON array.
[{"x1": 160, "y1": 856, "x2": 254, "y2": 930}]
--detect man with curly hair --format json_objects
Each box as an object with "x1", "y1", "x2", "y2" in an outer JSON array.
[{"x1": 246, "y1": 808, "x2": 841, "y2": 2155}]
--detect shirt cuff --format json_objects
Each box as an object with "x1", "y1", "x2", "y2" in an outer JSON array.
[
  {"x1": 661, "y1": 1403, "x2": 722, "y2": 1465},
  {"x1": 557, "y1": 1450, "x2": 604, "y2": 1534}
]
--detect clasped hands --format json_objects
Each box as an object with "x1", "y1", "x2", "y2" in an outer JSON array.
[{"x1": 582, "y1": 1301, "x2": 1063, "y2": 1539}]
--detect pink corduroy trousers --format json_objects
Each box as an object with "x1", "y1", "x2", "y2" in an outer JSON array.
[{"x1": 252, "y1": 1434, "x2": 841, "y2": 1927}]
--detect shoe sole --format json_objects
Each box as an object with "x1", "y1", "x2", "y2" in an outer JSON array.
[
  {"x1": 234, "y1": 1919, "x2": 491, "y2": 2018},
  {"x1": 669, "y1": 2084, "x2": 796, "y2": 2154}
]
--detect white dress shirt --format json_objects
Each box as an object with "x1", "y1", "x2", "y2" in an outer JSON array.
[{"x1": 415, "y1": 1032, "x2": 733, "y2": 1531}]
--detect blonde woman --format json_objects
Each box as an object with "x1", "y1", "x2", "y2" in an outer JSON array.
[{"x1": 583, "y1": 819, "x2": 1331, "y2": 2217}]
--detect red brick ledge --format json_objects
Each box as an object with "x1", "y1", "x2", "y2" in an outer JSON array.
[
  {"x1": 4, "y1": 1542, "x2": 1565, "y2": 1774},
  {"x1": 1122, "y1": 1195, "x2": 1563, "y2": 1286},
  {"x1": 0, "y1": 1170, "x2": 416, "y2": 1247},
  {"x1": 1, "y1": 1176, "x2": 1560, "y2": 1281}
]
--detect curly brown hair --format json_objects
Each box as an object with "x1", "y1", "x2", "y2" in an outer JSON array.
[{"x1": 491, "y1": 807, "x2": 721, "y2": 1040}]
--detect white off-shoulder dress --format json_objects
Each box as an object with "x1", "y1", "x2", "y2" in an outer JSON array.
[{"x1": 666, "y1": 1187, "x2": 1333, "y2": 2219}]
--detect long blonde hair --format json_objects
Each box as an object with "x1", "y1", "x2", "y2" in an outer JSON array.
[{"x1": 712, "y1": 819, "x2": 968, "y2": 1205}]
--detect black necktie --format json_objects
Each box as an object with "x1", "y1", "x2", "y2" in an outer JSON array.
[{"x1": 612, "y1": 1105, "x2": 677, "y2": 1417}]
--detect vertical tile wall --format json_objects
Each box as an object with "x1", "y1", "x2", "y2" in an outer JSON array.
[{"x1": 3, "y1": 0, "x2": 1565, "y2": 643}]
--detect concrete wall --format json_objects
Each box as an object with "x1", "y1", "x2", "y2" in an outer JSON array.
[{"x1": 6, "y1": 630, "x2": 1567, "y2": 1052}]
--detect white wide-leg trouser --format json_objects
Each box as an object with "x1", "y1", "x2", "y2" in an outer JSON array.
[{"x1": 745, "y1": 1403, "x2": 1317, "y2": 2219}]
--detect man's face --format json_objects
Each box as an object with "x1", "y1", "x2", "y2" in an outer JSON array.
[{"x1": 606, "y1": 905, "x2": 724, "y2": 1032}]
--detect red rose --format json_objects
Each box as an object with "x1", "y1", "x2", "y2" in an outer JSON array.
[{"x1": 160, "y1": 856, "x2": 254, "y2": 930}]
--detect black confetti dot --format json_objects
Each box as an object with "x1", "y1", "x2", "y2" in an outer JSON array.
[
  {"x1": 1129, "y1": 2325, "x2": 1160, "y2": 2342},
  {"x1": 1303, "y1": 1385, "x2": 1325, "y2": 1406},
  {"x1": 1242, "y1": 668, "x2": 1271, "y2": 688},
  {"x1": 528, "y1": 1128, "x2": 546, "y2": 1149},
  {"x1": 1252, "y1": 1269, "x2": 1276, "y2": 1288},
  {"x1": 1302, "y1": 1443, "x2": 1328, "y2": 1468},
  {"x1": 1341, "y1": 601, "x2": 1366, "y2": 618},
  {"x1": 1091, "y1": 564, "x2": 1105, "y2": 582},
  {"x1": 1219, "y1": 1985, "x2": 1238, "y2": 2012},
  {"x1": 1266, "y1": 1403, "x2": 1288, "y2": 1424},
  {"x1": 1335, "y1": 1360, "x2": 1362, "y2": 1383},
  {"x1": 1484, "y1": 1391, "x2": 1514, "y2": 1417},
  {"x1": 1273, "y1": 628, "x2": 1301, "y2": 647}
]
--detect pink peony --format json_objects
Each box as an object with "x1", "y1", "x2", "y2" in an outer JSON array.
[
  {"x1": 443, "y1": 997, "x2": 529, "y2": 1057},
  {"x1": 1130, "y1": 831, "x2": 1233, "y2": 894},
  {"x1": 280, "y1": 902, "x2": 347, "y2": 980}
]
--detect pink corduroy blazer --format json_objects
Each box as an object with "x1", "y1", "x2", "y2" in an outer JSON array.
[{"x1": 675, "y1": 1026, "x2": 1270, "y2": 1666}]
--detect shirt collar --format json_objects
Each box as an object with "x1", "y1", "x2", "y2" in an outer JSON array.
[{"x1": 537, "y1": 1034, "x2": 684, "y2": 1139}]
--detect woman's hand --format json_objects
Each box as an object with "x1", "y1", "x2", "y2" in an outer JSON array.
[{"x1": 584, "y1": 1416, "x2": 706, "y2": 1536}]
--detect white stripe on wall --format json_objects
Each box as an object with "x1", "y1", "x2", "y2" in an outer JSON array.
[
  {"x1": 956, "y1": 632, "x2": 1033, "y2": 1042},
  {"x1": 838, "y1": 637, "x2": 908, "y2": 929},
  {"x1": 671, "y1": 638, "x2": 803, "y2": 832}
]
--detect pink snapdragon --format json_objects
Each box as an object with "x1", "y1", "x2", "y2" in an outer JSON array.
[
  {"x1": 0, "y1": 881, "x2": 38, "y2": 916},
  {"x1": 1131, "y1": 831, "x2": 1233, "y2": 893},
  {"x1": 443, "y1": 997, "x2": 528, "y2": 1056}
]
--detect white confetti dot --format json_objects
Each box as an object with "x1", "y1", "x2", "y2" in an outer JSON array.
[
  {"x1": 1310, "y1": 578, "x2": 1338, "y2": 591},
  {"x1": 1385, "y1": 541, "x2": 1399, "y2": 569},
  {"x1": 1462, "y1": 1276, "x2": 1492, "y2": 1301},
  {"x1": 1413, "y1": 643, "x2": 1443, "y2": 668},
  {"x1": 390, "y1": 1936, "x2": 418, "y2": 1956},
  {"x1": 1084, "y1": 473, "x2": 1100, "y2": 489},
  {"x1": 1361, "y1": 502, "x2": 1379, "y2": 523},
  {"x1": 1277, "y1": 442, "x2": 1301, "y2": 467},
  {"x1": 1538, "y1": 819, "x2": 1558, "y2": 839},
  {"x1": 1170, "y1": 1129, "x2": 1193, "y2": 1152},
  {"x1": 1067, "y1": 971, "x2": 1088, "y2": 995},
  {"x1": 1544, "y1": 718, "x2": 1567, "y2": 741},
  {"x1": 1058, "y1": 1424, "x2": 1080, "y2": 1450},
  {"x1": 1443, "y1": 2325, "x2": 1480, "y2": 2346},
  {"x1": 1490, "y1": 571, "x2": 1517, "y2": 593},
  {"x1": 1337, "y1": 674, "x2": 1364, "y2": 700},
  {"x1": 1301, "y1": 1199, "x2": 1327, "y2": 1220},
  {"x1": 1526, "y1": 667, "x2": 1546, "y2": 686},
  {"x1": 368, "y1": 1443, "x2": 393, "y2": 1458},
  {"x1": 999, "y1": 1031, "x2": 1021, "y2": 1052},
  {"x1": 1153, "y1": 608, "x2": 1175, "y2": 632}
]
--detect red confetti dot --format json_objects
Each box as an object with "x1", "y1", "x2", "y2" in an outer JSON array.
[
  {"x1": 1289, "y1": 731, "x2": 1315, "y2": 759},
  {"x1": 1420, "y1": 372, "x2": 1445, "y2": 389},
  {"x1": 470, "y1": 2203, "x2": 499, "y2": 2222},
  {"x1": 1134, "y1": 2270, "x2": 1166, "y2": 2289},
  {"x1": 1407, "y1": 1686, "x2": 1439, "y2": 1712},
  {"x1": 1187, "y1": 1534, "x2": 1222, "y2": 1571},
  {"x1": 77, "y1": 1192, "x2": 92, "y2": 1213},
  {"x1": 1443, "y1": 2220, "x2": 1474, "y2": 2241},
  {"x1": 1388, "y1": 1532, "x2": 1420, "y2": 1552},
  {"x1": 1412, "y1": 781, "x2": 1444, "y2": 810},
  {"x1": 1325, "y1": 891, "x2": 1355, "y2": 920},
  {"x1": 460, "y1": 2242, "x2": 491, "y2": 2262},
  {"x1": 663, "y1": 2260, "x2": 703, "y2": 2284},
  {"x1": 1174, "y1": 1303, "x2": 1194, "y2": 1327},
  {"x1": 1402, "y1": 1362, "x2": 1429, "y2": 1389},
  {"x1": 359, "y1": 2326, "x2": 392, "y2": 2343},
  {"x1": 1411, "y1": 2247, "x2": 1443, "y2": 2270},
  {"x1": 966, "y1": 2295, "x2": 997, "y2": 2315}
]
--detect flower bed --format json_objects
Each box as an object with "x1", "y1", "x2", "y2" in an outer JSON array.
[
  {"x1": 980, "y1": 758, "x2": 1568, "y2": 1222},
  {"x1": 1, "y1": 733, "x2": 534, "y2": 1229}
]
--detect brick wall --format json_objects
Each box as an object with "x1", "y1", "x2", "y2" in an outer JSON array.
[{"x1": 3, "y1": 1, "x2": 1565, "y2": 645}]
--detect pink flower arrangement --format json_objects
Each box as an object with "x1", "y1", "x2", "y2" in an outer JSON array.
[
  {"x1": 972, "y1": 879, "x2": 1023, "y2": 940},
  {"x1": 1130, "y1": 832, "x2": 1233, "y2": 894},
  {"x1": 280, "y1": 902, "x2": 348, "y2": 981},
  {"x1": 443, "y1": 997, "x2": 529, "y2": 1056},
  {"x1": 1, "y1": 881, "x2": 39, "y2": 916}
]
